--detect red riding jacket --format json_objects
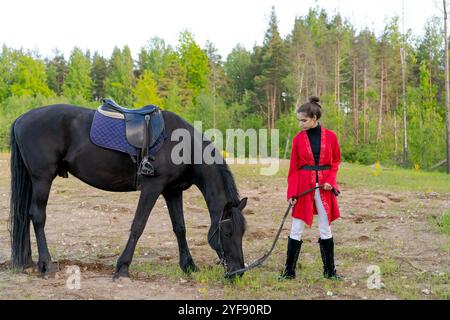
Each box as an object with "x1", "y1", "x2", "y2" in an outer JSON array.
[{"x1": 287, "y1": 127, "x2": 341, "y2": 226}]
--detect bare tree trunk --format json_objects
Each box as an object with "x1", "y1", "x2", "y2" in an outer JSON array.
[
  {"x1": 212, "y1": 65, "x2": 216, "y2": 129},
  {"x1": 267, "y1": 87, "x2": 271, "y2": 131},
  {"x1": 363, "y1": 64, "x2": 368, "y2": 144},
  {"x1": 295, "y1": 60, "x2": 306, "y2": 108},
  {"x1": 335, "y1": 42, "x2": 341, "y2": 107},
  {"x1": 444, "y1": 0, "x2": 450, "y2": 173},
  {"x1": 394, "y1": 115, "x2": 398, "y2": 161},
  {"x1": 401, "y1": 45, "x2": 408, "y2": 165},
  {"x1": 314, "y1": 59, "x2": 318, "y2": 96},
  {"x1": 271, "y1": 85, "x2": 276, "y2": 129},
  {"x1": 377, "y1": 59, "x2": 384, "y2": 142},
  {"x1": 353, "y1": 54, "x2": 359, "y2": 145}
]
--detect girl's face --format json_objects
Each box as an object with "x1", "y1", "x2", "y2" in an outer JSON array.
[{"x1": 297, "y1": 112, "x2": 318, "y2": 130}]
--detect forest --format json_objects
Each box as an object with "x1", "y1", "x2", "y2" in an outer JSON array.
[{"x1": 0, "y1": 6, "x2": 448, "y2": 171}]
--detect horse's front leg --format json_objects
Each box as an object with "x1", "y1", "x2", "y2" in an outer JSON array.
[
  {"x1": 163, "y1": 190, "x2": 198, "y2": 273},
  {"x1": 113, "y1": 186, "x2": 162, "y2": 280}
]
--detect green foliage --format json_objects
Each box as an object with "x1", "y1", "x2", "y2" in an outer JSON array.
[
  {"x1": 177, "y1": 31, "x2": 210, "y2": 97},
  {"x1": 104, "y1": 46, "x2": 135, "y2": 106},
  {"x1": 132, "y1": 69, "x2": 163, "y2": 108},
  {"x1": 45, "y1": 50, "x2": 67, "y2": 96},
  {"x1": 90, "y1": 52, "x2": 108, "y2": 101},
  {"x1": 10, "y1": 55, "x2": 53, "y2": 97},
  {"x1": 63, "y1": 47, "x2": 92, "y2": 100},
  {"x1": 0, "y1": 94, "x2": 96, "y2": 150}
]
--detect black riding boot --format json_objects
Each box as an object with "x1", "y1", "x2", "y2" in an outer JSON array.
[
  {"x1": 318, "y1": 237, "x2": 342, "y2": 280},
  {"x1": 278, "y1": 237, "x2": 302, "y2": 280}
]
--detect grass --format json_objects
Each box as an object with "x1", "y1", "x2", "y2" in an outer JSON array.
[
  {"x1": 435, "y1": 212, "x2": 450, "y2": 235},
  {"x1": 230, "y1": 161, "x2": 450, "y2": 194},
  {"x1": 427, "y1": 211, "x2": 450, "y2": 238}
]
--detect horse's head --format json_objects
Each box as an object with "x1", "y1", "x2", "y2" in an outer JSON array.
[{"x1": 210, "y1": 197, "x2": 247, "y2": 279}]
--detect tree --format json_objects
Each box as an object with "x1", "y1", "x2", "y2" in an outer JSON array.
[
  {"x1": 444, "y1": 0, "x2": 450, "y2": 173},
  {"x1": 285, "y1": 17, "x2": 315, "y2": 108},
  {"x1": 104, "y1": 46, "x2": 135, "y2": 106},
  {"x1": 177, "y1": 31, "x2": 209, "y2": 97},
  {"x1": 224, "y1": 45, "x2": 254, "y2": 104},
  {"x1": 132, "y1": 69, "x2": 163, "y2": 108},
  {"x1": 138, "y1": 37, "x2": 172, "y2": 80},
  {"x1": 90, "y1": 52, "x2": 108, "y2": 101},
  {"x1": 205, "y1": 40, "x2": 228, "y2": 128},
  {"x1": 0, "y1": 46, "x2": 20, "y2": 101},
  {"x1": 10, "y1": 55, "x2": 53, "y2": 97},
  {"x1": 45, "y1": 49, "x2": 67, "y2": 96},
  {"x1": 158, "y1": 51, "x2": 193, "y2": 110},
  {"x1": 62, "y1": 47, "x2": 92, "y2": 100},
  {"x1": 256, "y1": 6, "x2": 288, "y2": 130}
]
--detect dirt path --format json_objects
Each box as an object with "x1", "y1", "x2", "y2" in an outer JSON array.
[{"x1": 0, "y1": 155, "x2": 448, "y2": 300}]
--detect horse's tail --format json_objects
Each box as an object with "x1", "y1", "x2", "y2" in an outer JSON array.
[{"x1": 9, "y1": 119, "x2": 33, "y2": 270}]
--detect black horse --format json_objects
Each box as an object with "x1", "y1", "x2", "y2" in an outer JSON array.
[{"x1": 9, "y1": 104, "x2": 247, "y2": 279}]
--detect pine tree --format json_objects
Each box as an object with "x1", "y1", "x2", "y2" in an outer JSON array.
[
  {"x1": 45, "y1": 49, "x2": 67, "y2": 96},
  {"x1": 90, "y1": 52, "x2": 108, "y2": 101}
]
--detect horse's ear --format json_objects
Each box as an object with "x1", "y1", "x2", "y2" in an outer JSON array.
[{"x1": 237, "y1": 197, "x2": 248, "y2": 211}]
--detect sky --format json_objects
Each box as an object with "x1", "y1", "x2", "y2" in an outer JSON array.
[{"x1": 0, "y1": 0, "x2": 442, "y2": 60}]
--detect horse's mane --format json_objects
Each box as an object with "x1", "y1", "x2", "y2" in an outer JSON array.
[
  {"x1": 218, "y1": 161, "x2": 246, "y2": 234},
  {"x1": 218, "y1": 161, "x2": 240, "y2": 206}
]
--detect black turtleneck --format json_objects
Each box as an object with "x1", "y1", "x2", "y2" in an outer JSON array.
[{"x1": 306, "y1": 123, "x2": 321, "y2": 165}]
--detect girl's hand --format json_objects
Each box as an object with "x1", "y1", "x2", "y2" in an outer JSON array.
[
  {"x1": 323, "y1": 183, "x2": 333, "y2": 190},
  {"x1": 288, "y1": 198, "x2": 297, "y2": 206}
]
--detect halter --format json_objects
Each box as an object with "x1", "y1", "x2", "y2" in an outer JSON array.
[{"x1": 208, "y1": 210, "x2": 229, "y2": 269}]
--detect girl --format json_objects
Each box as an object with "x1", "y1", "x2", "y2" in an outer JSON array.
[{"x1": 279, "y1": 96, "x2": 342, "y2": 280}]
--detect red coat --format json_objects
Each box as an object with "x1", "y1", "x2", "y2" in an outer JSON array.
[{"x1": 287, "y1": 126, "x2": 341, "y2": 226}]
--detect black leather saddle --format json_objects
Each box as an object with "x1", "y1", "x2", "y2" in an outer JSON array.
[{"x1": 99, "y1": 98, "x2": 165, "y2": 176}]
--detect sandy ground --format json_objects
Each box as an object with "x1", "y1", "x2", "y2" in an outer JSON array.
[{"x1": 0, "y1": 154, "x2": 448, "y2": 300}]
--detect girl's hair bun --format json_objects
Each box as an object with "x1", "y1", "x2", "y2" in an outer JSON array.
[{"x1": 309, "y1": 96, "x2": 320, "y2": 104}]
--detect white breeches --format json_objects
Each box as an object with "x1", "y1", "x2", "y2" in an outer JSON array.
[{"x1": 290, "y1": 184, "x2": 332, "y2": 240}]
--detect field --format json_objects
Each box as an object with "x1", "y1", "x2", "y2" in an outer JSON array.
[{"x1": 0, "y1": 154, "x2": 449, "y2": 300}]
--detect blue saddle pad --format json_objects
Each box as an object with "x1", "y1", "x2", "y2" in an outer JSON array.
[{"x1": 90, "y1": 110, "x2": 166, "y2": 158}]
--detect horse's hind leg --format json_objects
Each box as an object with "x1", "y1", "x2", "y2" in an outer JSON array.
[
  {"x1": 163, "y1": 191, "x2": 198, "y2": 273},
  {"x1": 30, "y1": 179, "x2": 58, "y2": 275}
]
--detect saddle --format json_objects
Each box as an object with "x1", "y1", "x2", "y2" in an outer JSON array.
[{"x1": 98, "y1": 98, "x2": 165, "y2": 176}]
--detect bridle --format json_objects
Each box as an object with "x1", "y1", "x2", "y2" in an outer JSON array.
[{"x1": 208, "y1": 210, "x2": 228, "y2": 269}]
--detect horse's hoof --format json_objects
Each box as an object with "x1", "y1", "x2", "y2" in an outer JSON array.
[
  {"x1": 113, "y1": 266, "x2": 130, "y2": 281},
  {"x1": 38, "y1": 260, "x2": 59, "y2": 276},
  {"x1": 113, "y1": 272, "x2": 131, "y2": 282},
  {"x1": 182, "y1": 264, "x2": 199, "y2": 274},
  {"x1": 113, "y1": 274, "x2": 132, "y2": 283}
]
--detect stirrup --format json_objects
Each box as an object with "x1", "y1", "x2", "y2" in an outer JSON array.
[{"x1": 138, "y1": 158, "x2": 155, "y2": 176}]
